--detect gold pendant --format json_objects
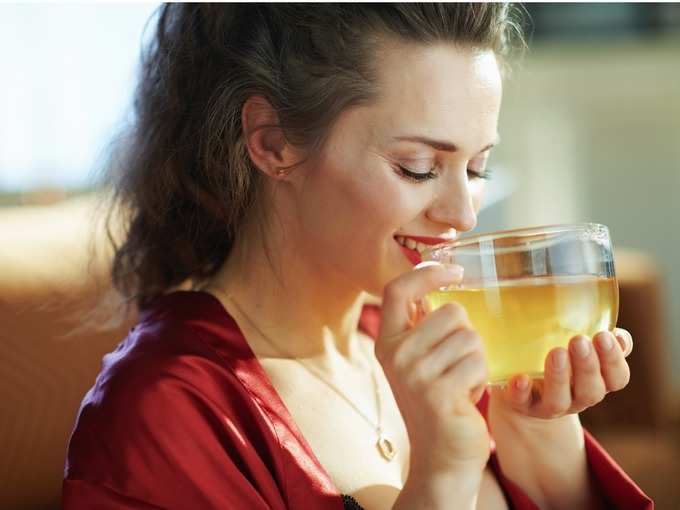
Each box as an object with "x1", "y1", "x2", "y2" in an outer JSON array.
[{"x1": 376, "y1": 432, "x2": 396, "y2": 462}]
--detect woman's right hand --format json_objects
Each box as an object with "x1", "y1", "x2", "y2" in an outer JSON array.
[{"x1": 376, "y1": 263, "x2": 491, "y2": 479}]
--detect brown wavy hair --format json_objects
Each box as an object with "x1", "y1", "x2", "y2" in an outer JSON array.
[{"x1": 98, "y1": 3, "x2": 526, "y2": 316}]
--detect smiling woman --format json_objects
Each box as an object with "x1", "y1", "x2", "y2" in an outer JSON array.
[{"x1": 62, "y1": 4, "x2": 652, "y2": 510}]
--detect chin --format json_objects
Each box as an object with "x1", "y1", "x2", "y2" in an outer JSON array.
[
  {"x1": 362, "y1": 266, "x2": 403, "y2": 299},
  {"x1": 350, "y1": 246, "x2": 409, "y2": 298}
]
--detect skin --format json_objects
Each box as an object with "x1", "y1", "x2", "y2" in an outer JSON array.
[
  {"x1": 205, "y1": 40, "x2": 634, "y2": 507},
  {"x1": 209, "y1": 42, "x2": 497, "y2": 368}
]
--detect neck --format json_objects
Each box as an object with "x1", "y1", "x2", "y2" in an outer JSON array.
[{"x1": 205, "y1": 217, "x2": 372, "y2": 374}]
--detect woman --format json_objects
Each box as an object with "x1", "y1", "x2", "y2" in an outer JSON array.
[{"x1": 64, "y1": 4, "x2": 653, "y2": 509}]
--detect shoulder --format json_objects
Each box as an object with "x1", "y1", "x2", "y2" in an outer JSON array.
[
  {"x1": 66, "y1": 294, "x2": 276, "y2": 477},
  {"x1": 85, "y1": 290, "x2": 256, "y2": 412},
  {"x1": 82, "y1": 317, "x2": 235, "y2": 413}
]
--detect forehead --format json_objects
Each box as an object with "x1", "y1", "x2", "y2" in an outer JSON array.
[{"x1": 368, "y1": 41, "x2": 502, "y2": 149}]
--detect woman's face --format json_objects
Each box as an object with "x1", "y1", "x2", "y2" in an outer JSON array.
[{"x1": 288, "y1": 42, "x2": 502, "y2": 296}]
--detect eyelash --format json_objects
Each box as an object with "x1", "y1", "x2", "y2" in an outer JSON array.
[{"x1": 395, "y1": 165, "x2": 493, "y2": 184}]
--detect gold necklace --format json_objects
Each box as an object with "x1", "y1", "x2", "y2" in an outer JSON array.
[{"x1": 212, "y1": 288, "x2": 397, "y2": 462}]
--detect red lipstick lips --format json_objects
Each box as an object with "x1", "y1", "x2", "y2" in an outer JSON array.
[
  {"x1": 398, "y1": 244, "x2": 422, "y2": 265},
  {"x1": 400, "y1": 235, "x2": 452, "y2": 246}
]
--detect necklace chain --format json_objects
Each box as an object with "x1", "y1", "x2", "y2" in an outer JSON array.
[{"x1": 208, "y1": 287, "x2": 397, "y2": 461}]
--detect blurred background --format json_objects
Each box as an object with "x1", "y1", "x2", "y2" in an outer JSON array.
[{"x1": 0, "y1": 3, "x2": 678, "y2": 509}]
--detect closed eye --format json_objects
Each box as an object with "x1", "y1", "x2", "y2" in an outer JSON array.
[
  {"x1": 396, "y1": 165, "x2": 437, "y2": 182},
  {"x1": 395, "y1": 165, "x2": 493, "y2": 184},
  {"x1": 468, "y1": 167, "x2": 493, "y2": 181}
]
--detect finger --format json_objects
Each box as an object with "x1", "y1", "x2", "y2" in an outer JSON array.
[
  {"x1": 538, "y1": 348, "x2": 573, "y2": 418},
  {"x1": 379, "y1": 264, "x2": 463, "y2": 346},
  {"x1": 501, "y1": 373, "x2": 534, "y2": 412},
  {"x1": 435, "y1": 350, "x2": 489, "y2": 403},
  {"x1": 408, "y1": 328, "x2": 482, "y2": 382},
  {"x1": 613, "y1": 328, "x2": 633, "y2": 357},
  {"x1": 569, "y1": 335, "x2": 607, "y2": 411},
  {"x1": 393, "y1": 303, "x2": 474, "y2": 369},
  {"x1": 594, "y1": 331, "x2": 631, "y2": 392}
]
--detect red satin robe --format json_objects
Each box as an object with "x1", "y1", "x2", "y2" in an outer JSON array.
[{"x1": 63, "y1": 291, "x2": 654, "y2": 509}]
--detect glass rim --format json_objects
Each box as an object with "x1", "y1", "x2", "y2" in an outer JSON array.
[{"x1": 435, "y1": 222, "x2": 610, "y2": 249}]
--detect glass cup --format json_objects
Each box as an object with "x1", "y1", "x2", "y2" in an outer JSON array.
[{"x1": 419, "y1": 223, "x2": 619, "y2": 386}]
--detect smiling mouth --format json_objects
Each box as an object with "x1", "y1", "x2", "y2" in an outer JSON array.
[
  {"x1": 393, "y1": 235, "x2": 450, "y2": 266},
  {"x1": 396, "y1": 241, "x2": 422, "y2": 265}
]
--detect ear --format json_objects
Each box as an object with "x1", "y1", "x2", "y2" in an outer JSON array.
[{"x1": 242, "y1": 95, "x2": 301, "y2": 179}]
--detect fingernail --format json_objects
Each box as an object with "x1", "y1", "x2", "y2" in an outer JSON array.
[
  {"x1": 552, "y1": 350, "x2": 567, "y2": 370},
  {"x1": 615, "y1": 334, "x2": 627, "y2": 352},
  {"x1": 598, "y1": 333, "x2": 614, "y2": 351},
  {"x1": 414, "y1": 261, "x2": 441, "y2": 270},
  {"x1": 516, "y1": 375, "x2": 529, "y2": 391},
  {"x1": 572, "y1": 337, "x2": 591, "y2": 358}
]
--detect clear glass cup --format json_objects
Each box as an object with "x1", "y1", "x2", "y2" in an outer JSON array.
[{"x1": 420, "y1": 223, "x2": 619, "y2": 386}]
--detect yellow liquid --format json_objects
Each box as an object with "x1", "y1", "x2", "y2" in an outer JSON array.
[{"x1": 425, "y1": 276, "x2": 619, "y2": 385}]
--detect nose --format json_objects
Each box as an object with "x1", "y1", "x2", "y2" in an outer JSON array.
[{"x1": 425, "y1": 171, "x2": 478, "y2": 233}]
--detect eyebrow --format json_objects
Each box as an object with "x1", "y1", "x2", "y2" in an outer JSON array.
[{"x1": 392, "y1": 135, "x2": 500, "y2": 154}]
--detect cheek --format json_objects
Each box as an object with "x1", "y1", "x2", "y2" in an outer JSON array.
[
  {"x1": 341, "y1": 177, "x2": 430, "y2": 292},
  {"x1": 331, "y1": 174, "x2": 397, "y2": 242},
  {"x1": 303, "y1": 165, "x2": 411, "y2": 265},
  {"x1": 346, "y1": 169, "x2": 425, "y2": 236},
  {"x1": 298, "y1": 164, "x2": 382, "y2": 248}
]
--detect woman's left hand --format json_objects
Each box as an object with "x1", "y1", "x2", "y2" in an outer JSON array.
[{"x1": 489, "y1": 328, "x2": 633, "y2": 419}]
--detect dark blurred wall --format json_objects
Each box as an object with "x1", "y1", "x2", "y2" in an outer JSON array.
[{"x1": 525, "y1": 3, "x2": 680, "y2": 40}]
